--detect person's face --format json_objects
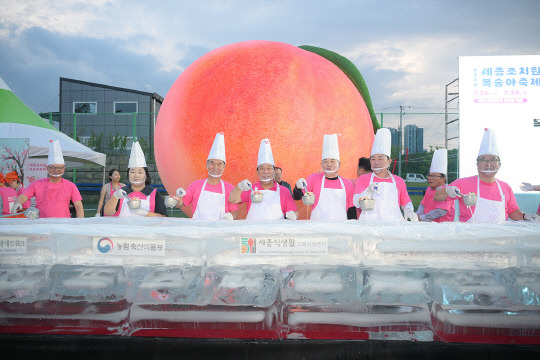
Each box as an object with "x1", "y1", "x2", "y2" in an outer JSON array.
[
  {"x1": 110, "y1": 170, "x2": 121, "y2": 182},
  {"x1": 370, "y1": 155, "x2": 391, "y2": 173},
  {"x1": 47, "y1": 164, "x2": 65, "y2": 177},
  {"x1": 427, "y1": 173, "x2": 446, "y2": 189},
  {"x1": 6, "y1": 180, "x2": 18, "y2": 189},
  {"x1": 274, "y1": 169, "x2": 282, "y2": 182},
  {"x1": 129, "y1": 167, "x2": 147, "y2": 185},
  {"x1": 476, "y1": 155, "x2": 500, "y2": 174},
  {"x1": 257, "y1": 164, "x2": 275, "y2": 182},
  {"x1": 321, "y1": 158, "x2": 340, "y2": 173},
  {"x1": 207, "y1": 159, "x2": 225, "y2": 177}
]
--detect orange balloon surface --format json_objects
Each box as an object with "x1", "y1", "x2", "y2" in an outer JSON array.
[{"x1": 155, "y1": 40, "x2": 374, "y2": 219}]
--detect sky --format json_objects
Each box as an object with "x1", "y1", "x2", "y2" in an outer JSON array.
[{"x1": 1, "y1": 0, "x2": 539, "y2": 119}]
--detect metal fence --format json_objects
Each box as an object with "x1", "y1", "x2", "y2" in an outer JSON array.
[{"x1": 41, "y1": 110, "x2": 460, "y2": 182}]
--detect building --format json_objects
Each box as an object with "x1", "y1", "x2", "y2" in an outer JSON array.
[
  {"x1": 57, "y1": 77, "x2": 163, "y2": 155},
  {"x1": 404, "y1": 124, "x2": 424, "y2": 154}
]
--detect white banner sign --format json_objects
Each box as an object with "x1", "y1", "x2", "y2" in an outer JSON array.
[
  {"x1": 92, "y1": 237, "x2": 166, "y2": 256},
  {"x1": 240, "y1": 236, "x2": 328, "y2": 255}
]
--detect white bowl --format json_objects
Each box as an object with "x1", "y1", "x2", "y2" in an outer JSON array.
[
  {"x1": 164, "y1": 195, "x2": 179, "y2": 208},
  {"x1": 462, "y1": 194, "x2": 478, "y2": 207},
  {"x1": 302, "y1": 193, "x2": 315, "y2": 205},
  {"x1": 128, "y1": 199, "x2": 141, "y2": 210},
  {"x1": 251, "y1": 193, "x2": 263, "y2": 203},
  {"x1": 359, "y1": 198, "x2": 375, "y2": 211}
]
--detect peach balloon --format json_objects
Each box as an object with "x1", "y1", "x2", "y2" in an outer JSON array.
[{"x1": 155, "y1": 40, "x2": 374, "y2": 219}]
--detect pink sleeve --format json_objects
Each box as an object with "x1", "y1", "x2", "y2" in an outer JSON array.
[
  {"x1": 395, "y1": 177, "x2": 412, "y2": 206},
  {"x1": 23, "y1": 181, "x2": 36, "y2": 199},
  {"x1": 281, "y1": 188, "x2": 298, "y2": 213},
  {"x1": 240, "y1": 190, "x2": 250, "y2": 204},
  {"x1": 70, "y1": 182, "x2": 83, "y2": 202},
  {"x1": 353, "y1": 174, "x2": 370, "y2": 195},
  {"x1": 502, "y1": 182, "x2": 519, "y2": 215},
  {"x1": 224, "y1": 183, "x2": 239, "y2": 212},
  {"x1": 537, "y1": 204, "x2": 540, "y2": 213},
  {"x1": 182, "y1": 181, "x2": 198, "y2": 207}
]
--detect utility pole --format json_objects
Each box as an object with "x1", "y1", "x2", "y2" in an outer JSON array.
[{"x1": 398, "y1": 106, "x2": 403, "y2": 177}]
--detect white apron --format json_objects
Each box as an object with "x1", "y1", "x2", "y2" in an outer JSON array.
[
  {"x1": 310, "y1": 176, "x2": 347, "y2": 221},
  {"x1": 246, "y1": 183, "x2": 284, "y2": 220},
  {"x1": 359, "y1": 173, "x2": 404, "y2": 222},
  {"x1": 467, "y1": 177, "x2": 506, "y2": 224},
  {"x1": 119, "y1": 193, "x2": 151, "y2": 217},
  {"x1": 192, "y1": 179, "x2": 226, "y2": 220}
]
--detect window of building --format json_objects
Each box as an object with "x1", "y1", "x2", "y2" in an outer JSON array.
[
  {"x1": 114, "y1": 102, "x2": 138, "y2": 114},
  {"x1": 73, "y1": 102, "x2": 97, "y2": 114}
]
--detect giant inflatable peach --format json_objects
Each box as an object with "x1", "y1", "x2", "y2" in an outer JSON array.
[{"x1": 155, "y1": 40, "x2": 377, "y2": 219}]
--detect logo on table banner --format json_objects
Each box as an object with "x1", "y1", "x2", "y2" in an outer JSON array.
[
  {"x1": 92, "y1": 237, "x2": 166, "y2": 256},
  {"x1": 97, "y1": 238, "x2": 114, "y2": 253},
  {"x1": 240, "y1": 237, "x2": 328, "y2": 255}
]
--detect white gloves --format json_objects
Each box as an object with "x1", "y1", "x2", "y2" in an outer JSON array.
[
  {"x1": 446, "y1": 186, "x2": 462, "y2": 198},
  {"x1": 222, "y1": 212, "x2": 234, "y2": 221},
  {"x1": 175, "y1": 188, "x2": 186, "y2": 197},
  {"x1": 113, "y1": 189, "x2": 127, "y2": 199},
  {"x1": 520, "y1": 182, "x2": 534, "y2": 192},
  {"x1": 404, "y1": 209, "x2": 419, "y2": 222},
  {"x1": 10, "y1": 202, "x2": 23, "y2": 214},
  {"x1": 285, "y1": 211, "x2": 297, "y2": 221},
  {"x1": 95, "y1": 213, "x2": 101, "y2": 217},
  {"x1": 238, "y1": 180, "x2": 252, "y2": 192},
  {"x1": 134, "y1": 208, "x2": 149, "y2": 217},
  {"x1": 296, "y1": 178, "x2": 307, "y2": 189},
  {"x1": 524, "y1": 213, "x2": 540, "y2": 222}
]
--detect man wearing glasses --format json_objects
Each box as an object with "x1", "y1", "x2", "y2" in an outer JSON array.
[
  {"x1": 12, "y1": 140, "x2": 84, "y2": 218},
  {"x1": 434, "y1": 129, "x2": 538, "y2": 223},
  {"x1": 417, "y1": 149, "x2": 454, "y2": 222}
]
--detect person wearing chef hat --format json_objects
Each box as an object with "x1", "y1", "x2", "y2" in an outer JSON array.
[
  {"x1": 172, "y1": 133, "x2": 239, "y2": 220},
  {"x1": 353, "y1": 128, "x2": 418, "y2": 222},
  {"x1": 0, "y1": 171, "x2": 31, "y2": 215},
  {"x1": 103, "y1": 141, "x2": 167, "y2": 217},
  {"x1": 293, "y1": 134, "x2": 356, "y2": 220},
  {"x1": 229, "y1": 138, "x2": 298, "y2": 220},
  {"x1": 12, "y1": 140, "x2": 84, "y2": 218},
  {"x1": 416, "y1": 149, "x2": 454, "y2": 222},
  {"x1": 434, "y1": 128, "x2": 539, "y2": 223}
]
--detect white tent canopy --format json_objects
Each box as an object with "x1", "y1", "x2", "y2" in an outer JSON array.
[{"x1": 0, "y1": 75, "x2": 106, "y2": 167}]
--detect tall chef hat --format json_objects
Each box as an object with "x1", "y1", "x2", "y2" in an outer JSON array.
[
  {"x1": 322, "y1": 134, "x2": 340, "y2": 161},
  {"x1": 128, "y1": 141, "x2": 147, "y2": 168},
  {"x1": 430, "y1": 149, "x2": 447, "y2": 175},
  {"x1": 207, "y1": 132, "x2": 226, "y2": 162},
  {"x1": 478, "y1": 128, "x2": 499, "y2": 157},
  {"x1": 257, "y1": 139, "x2": 274, "y2": 166},
  {"x1": 370, "y1": 128, "x2": 391, "y2": 157},
  {"x1": 47, "y1": 140, "x2": 65, "y2": 165}
]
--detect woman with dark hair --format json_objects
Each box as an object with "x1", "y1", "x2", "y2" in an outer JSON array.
[
  {"x1": 96, "y1": 169, "x2": 126, "y2": 216},
  {"x1": 103, "y1": 142, "x2": 167, "y2": 217}
]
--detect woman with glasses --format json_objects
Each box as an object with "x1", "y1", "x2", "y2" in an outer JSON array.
[
  {"x1": 434, "y1": 129, "x2": 538, "y2": 223},
  {"x1": 12, "y1": 140, "x2": 84, "y2": 218}
]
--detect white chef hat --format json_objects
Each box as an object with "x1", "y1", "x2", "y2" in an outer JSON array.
[
  {"x1": 478, "y1": 128, "x2": 499, "y2": 157},
  {"x1": 47, "y1": 140, "x2": 65, "y2": 165},
  {"x1": 257, "y1": 138, "x2": 274, "y2": 166},
  {"x1": 128, "y1": 141, "x2": 147, "y2": 168},
  {"x1": 430, "y1": 149, "x2": 447, "y2": 175},
  {"x1": 322, "y1": 134, "x2": 340, "y2": 161},
  {"x1": 370, "y1": 128, "x2": 391, "y2": 157},
  {"x1": 207, "y1": 132, "x2": 226, "y2": 162}
]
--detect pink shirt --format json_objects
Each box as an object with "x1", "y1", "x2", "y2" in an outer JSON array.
[
  {"x1": 183, "y1": 179, "x2": 239, "y2": 214},
  {"x1": 449, "y1": 176, "x2": 519, "y2": 222},
  {"x1": 240, "y1": 181, "x2": 297, "y2": 214},
  {"x1": 305, "y1": 173, "x2": 355, "y2": 210},
  {"x1": 353, "y1": 173, "x2": 412, "y2": 207},
  {"x1": 23, "y1": 178, "x2": 82, "y2": 218},
  {"x1": 420, "y1": 186, "x2": 455, "y2": 222}
]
